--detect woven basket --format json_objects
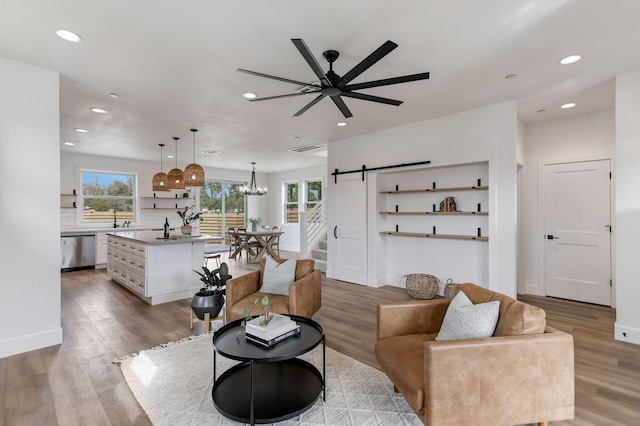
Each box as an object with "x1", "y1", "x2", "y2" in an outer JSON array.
[
  {"x1": 405, "y1": 274, "x2": 439, "y2": 299},
  {"x1": 444, "y1": 278, "x2": 458, "y2": 299}
]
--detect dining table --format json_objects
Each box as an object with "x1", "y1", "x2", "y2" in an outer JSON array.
[{"x1": 230, "y1": 229, "x2": 283, "y2": 263}]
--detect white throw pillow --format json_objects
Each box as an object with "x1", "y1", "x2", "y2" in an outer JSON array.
[
  {"x1": 260, "y1": 258, "x2": 297, "y2": 296},
  {"x1": 435, "y1": 290, "x2": 500, "y2": 341}
]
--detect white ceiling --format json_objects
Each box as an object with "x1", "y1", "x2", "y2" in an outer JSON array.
[{"x1": 1, "y1": 1, "x2": 638, "y2": 173}]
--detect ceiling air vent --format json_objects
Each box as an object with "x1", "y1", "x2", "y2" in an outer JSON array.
[{"x1": 288, "y1": 144, "x2": 322, "y2": 153}]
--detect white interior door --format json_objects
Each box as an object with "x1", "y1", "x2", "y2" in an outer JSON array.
[
  {"x1": 545, "y1": 160, "x2": 611, "y2": 305},
  {"x1": 332, "y1": 173, "x2": 367, "y2": 285}
]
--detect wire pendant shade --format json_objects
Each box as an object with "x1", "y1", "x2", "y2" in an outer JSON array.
[
  {"x1": 152, "y1": 143, "x2": 170, "y2": 191},
  {"x1": 183, "y1": 128, "x2": 205, "y2": 187},
  {"x1": 167, "y1": 137, "x2": 185, "y2": 190}
]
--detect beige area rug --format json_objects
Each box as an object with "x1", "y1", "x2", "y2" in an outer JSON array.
[{"x1": 114, "y1": 323, "x2": 421, "y2": 426}]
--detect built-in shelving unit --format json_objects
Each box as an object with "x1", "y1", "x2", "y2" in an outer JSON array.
[
  {"x1": 380, "y1": 211, "x2": 488, "y2": 216},
  {"x1": 140, "y1": 193, "x2": 190, "y2": 210},
  {"x1": 380, "y1": 185, "x2": 488, "y2": 194},
  {"x1": 60, "y1": 191, "x2": 77, "y2": 208},
  {"x1": 380, "y1": 231, "x2": 488, "y2": 241}
]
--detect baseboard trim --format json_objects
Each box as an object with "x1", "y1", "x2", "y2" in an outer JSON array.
[
  {"x1": 614, "y1": 323, "x2": 640, "y2": 346},
  {"x1": 0, "y1": 327, "x2": 63, "y2": 359}
]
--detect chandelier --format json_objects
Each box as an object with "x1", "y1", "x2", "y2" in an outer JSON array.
[{"x1": 240, "y1": 162, "x2": 267, "y2": 196}]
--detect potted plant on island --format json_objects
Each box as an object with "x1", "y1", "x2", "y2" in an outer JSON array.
[
  {"x1": 247, "y1": 217, "x2": 262, "y2": 232},
  {"x1": 177, "y1": 206, "x2": 202, "y2": 235},
  {"x1": 191, "y1": 262, "x2": 232, "y2": 321}
]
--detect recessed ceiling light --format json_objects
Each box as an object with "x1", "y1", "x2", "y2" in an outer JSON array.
[
  {"x1": 56, "y1": 29, "x2": 83, "y2": 43},
  {"x1": 243, "y1": 92, "x2": 257, "y2": 99},
  {"x1": 91, "y1": 107, "x2": 107, "y2": 113},
  {"x1": 64, "y1": 142, "x2": 75, "y2": 146},
  {"x1": 167, "y1": 155, "x2": 174, "y2": 159},
  {"x1": 337, "y1": 122, "x2": 347, "y2": 127},
  {"x1": 561, "y1": 103, "x2": 576, "y2": 109},
  {"x1": 504, "y1": 74, "x2": 517, "y2": 80},
  {"x1": 109, "y1": 93, "x2": 119, "y2": 98},
  {"x1": 560, "y1": 55, "x2": 581, "y2": 65},
  {"x1": 75, "y1": 128, "x2": 89, "y2": 133}
]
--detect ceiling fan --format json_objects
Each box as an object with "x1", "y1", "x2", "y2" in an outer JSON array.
[{"x1": 237, "y1": 38, "x2": 430, "y2": 118}]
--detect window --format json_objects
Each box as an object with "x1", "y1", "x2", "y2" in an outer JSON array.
[
  {"x1": 285, "y1": 182, "x2": 299, "y2": 223},
  {"x1": 306, "y1": 180, "x2": 322, "y2": 210},
  {"x1": 200, "y1": 180, "x2": 246, "y2": 241},
  {"x1": 81, "y1": 170, "x2": 136, "y2": 223}
]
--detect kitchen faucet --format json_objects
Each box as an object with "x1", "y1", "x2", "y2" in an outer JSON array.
[{"x1": 113, "y1": 210, "x2": 119, "y2": 228}]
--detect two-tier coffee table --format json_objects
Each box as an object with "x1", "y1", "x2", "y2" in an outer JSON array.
[{"x1": 211, "y1": 315, "x2": 325, "y2": 425}]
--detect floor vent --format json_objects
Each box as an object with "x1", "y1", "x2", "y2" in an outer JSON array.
[{"x1": 289, "y1": 144, "x2": 322, "y2": 153}]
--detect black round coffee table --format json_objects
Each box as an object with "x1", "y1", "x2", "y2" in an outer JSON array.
[{"x1": 211, "y1": 315, "x2": 325, "y2": 425}]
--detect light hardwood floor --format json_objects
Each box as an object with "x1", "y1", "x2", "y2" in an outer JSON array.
[{"x1": 1, "y1": 253, "x2": 639, "y2": 425}]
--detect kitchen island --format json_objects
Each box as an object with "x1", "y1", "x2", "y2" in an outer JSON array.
[{"x1": 106, "y1": 231, "x2": 223, "y2": 305}]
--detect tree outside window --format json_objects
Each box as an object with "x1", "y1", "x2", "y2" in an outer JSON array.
[
  {"x1": 306, "y1": 180, "x2": 322, "y2": 210},
  {"x1": 199, "y1": 180, "x2": 246, "y2": 241},
  {"x1": 286, "y1": 182, "x2": 299, "y2": 223},
  {"x1": 81, "y1": 171, "x2": 136, "y2": 223}
]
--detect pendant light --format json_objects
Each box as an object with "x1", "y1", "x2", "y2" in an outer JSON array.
[
  {"x1": 152, "y1": 143, "x2": 170, "y2": 191},
  {"x1": 183, "y1": 128, "x2": 205, "y2": 187},
  {"x1": 240, "y1": 162, "x2": 268, "y2": 196},
  {"x1": 167, "y1": 137, "x2": 185, "y2": 190}
]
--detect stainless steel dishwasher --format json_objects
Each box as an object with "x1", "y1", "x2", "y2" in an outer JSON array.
[{"x1": 61, "y1": 234, "x2": 96, "y2": 272}]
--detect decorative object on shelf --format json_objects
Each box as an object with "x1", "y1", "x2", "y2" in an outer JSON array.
[
  {"x1": 240, "y1": 295, "x2": 271, "y2": 331},
  {"x1": 167, "y1": 137, "x2": 185, "y2": 190},
  {"x1": 439, "y1": 196, "x2": 457, "y2": 212},
  {"x1": 247, "y1": 217, "x2": 262, "y2": 232},
  {"x1": 444, "y1": 278, "x2": 459, "y2": 299},
  {"x1": 405, "y1": 273, "x2": 439, "y2": 299},
  {"x1": 152, "y1": 143, "x2": 170, "y2": 191},
  {"x1": 191, "y1": 262, "x2": 231, "y2": 321},
  {"x1": 177, "y1": 206, "x2": 202, "y2": 235},
  {"x1": 183, "y1": 128, "x2": 205, "y2": 188},
  {"x1": 239, "y1": 162, "x2": 267, "y2": 195}
]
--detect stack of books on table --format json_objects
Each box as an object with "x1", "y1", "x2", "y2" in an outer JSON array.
[{"x1": 245, "y1": 314, "x2": 300, "y2": 347}]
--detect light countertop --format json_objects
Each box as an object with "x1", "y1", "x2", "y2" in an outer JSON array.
[
  {"x1": 107, "y1": 230, "x2": 223, "y2": 246},
  {"x1": 61, "y1": 227, "x2": 175, "y2": 236}
]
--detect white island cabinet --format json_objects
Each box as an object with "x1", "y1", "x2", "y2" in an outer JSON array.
[{"x1": 106, "y1": 231, "x2": 222, "y2": 305}]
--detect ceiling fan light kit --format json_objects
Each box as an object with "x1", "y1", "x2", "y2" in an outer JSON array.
[
  {"x1": 183, "y1": 128, "x2": 205, "y2": 188},
  {"x1": 238, "y1": 38, "x2": 430, "y2": 118}
]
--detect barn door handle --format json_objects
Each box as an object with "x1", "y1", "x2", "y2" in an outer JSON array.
[
  {"x1": 547, "y1": 234, "x2": 558, "y2": 240},
  {"x1": 334, "y1": 226, "x2": 338, "y2": 239}
]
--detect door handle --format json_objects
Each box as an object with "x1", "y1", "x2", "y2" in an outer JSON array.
[
  {"x1": 547, "y1": 234, "x2": 558, "y2": 240},
  {"x1": 334, "y1": 226, "x2": 338, "y2": 239}
]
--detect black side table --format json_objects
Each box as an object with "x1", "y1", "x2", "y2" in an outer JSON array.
[{"x1": 212, "y1": 315, "x2": 325, "y2": 425}]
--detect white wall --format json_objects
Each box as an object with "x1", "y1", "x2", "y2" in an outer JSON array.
[
  {"x1": 266, "y1": 165, "x2": 327, "y2": 252},
  {"x1": 520, "y1": 110, "x2": 615, "y2": 297},
  {"x1": 0, "y1": 57, "x2": 62, "y2": 357},
  {"x1": 614, "y1": 71, "x2": 640, "y2": 345},
  {"x1": 327, "y1": 101, "x2": 519, "y2": 297}
]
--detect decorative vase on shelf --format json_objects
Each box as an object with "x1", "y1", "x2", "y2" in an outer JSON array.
[{"x1": 181, "y1": 225, "x2": 192, "y2": 235}]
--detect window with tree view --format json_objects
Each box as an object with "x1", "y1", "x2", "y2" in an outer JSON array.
[
  {"x1": 286, "y1": 182, "x2": 299, "y2": 223},
  {"x1": 81, "y1": 171, "x2": 136, "y2": 223},
  {"x1": 306, "y1": 180, "x2": 322, "y2": 209},
  {"x1": 199, "y1": 180, "x2": 246, "y2": 242}
]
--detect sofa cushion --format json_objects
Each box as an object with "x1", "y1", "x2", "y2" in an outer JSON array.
[
  {"x1": 259, "y1": 258, "x2": 315, "y2": 282},
  {"x1": 435, "y1": 291, "x2": 500, "y2": 341},
  {"x1": 374, "y1": 333, "x2": 438, "y2": 414},
  {"x1": 456, "y1": 283, "x2": 546, "y2": 336},
  {"x1": 260, "y1": 257, "x2": 297, "y2": 296}
]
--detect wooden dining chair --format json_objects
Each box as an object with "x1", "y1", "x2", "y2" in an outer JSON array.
[
  {"x1": 270, "y1": 225, "x2": 282, "y2": 257},
  {"x1": 227, "y1": 227, "x2": 240, "y2": 260},
  {"x1": 236, "y1": 228, "x2": 259, "y2": 262}
]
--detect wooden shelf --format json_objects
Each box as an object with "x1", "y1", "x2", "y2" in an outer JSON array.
[
  {"x1": 141, "y1": 207, "x2": 180, "y2": 210},
  {"x1": 380, "y1": 231, "x2": 488, "y2": 241},
  {"x1": 380, "y1": 185, "x2": 488, "y2": 194},
  {"x1": 140, "y1": 196, "x2": 187, "y2": 200},
  {"x1": 380, "y1": 211, "x2": 488, "y2": 216},
  {"x1": 60, "y1": 193, "x2": 77, "y2": 197},
  {"x1": 61, "y1": 205, "x2": 77, "y2": 209}
]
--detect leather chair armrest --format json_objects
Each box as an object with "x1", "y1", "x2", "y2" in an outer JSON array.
[
  {"x1": 289, "y1": 269, "x2": 322, "y2": 318},
  {"x1": 423, "y1": 327, "x2": 574, "y2": 425},
  {"x1": 225, "y1": 270, "x2": 261, "y2": 312},
  {"x1": 377, "y1": 300, "x2": 450, "y2": 341}
]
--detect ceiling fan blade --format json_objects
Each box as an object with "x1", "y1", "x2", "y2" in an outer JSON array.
[
  {"x1": 291, "y1": 39, "x2": 331, "y2": 87},
  {"x1": 249, "y1": 91, "x2": 321, "y2": 102},
  {"x1": 343, "y1": 72, "x2": 430, "y2": 91},
  {"x1": 337, "y1": 40, "x2": 397, "y2": 88},
  {"x1": 330, "y1": 96, "x2": 353, "y2": 118},
  {"x1": 237, "y1": 68, "x2": 319, "y2": 88},
  {"x1": 341, "y1": 91, "x2": 403, "y2": 106},
  {"x1": 293, "y1": 94, "x2": 326, "y2": 117}
]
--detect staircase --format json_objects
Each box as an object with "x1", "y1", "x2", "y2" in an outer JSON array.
[{"x1": 310, "y1": 235, "x2": 327, "y2": 273}]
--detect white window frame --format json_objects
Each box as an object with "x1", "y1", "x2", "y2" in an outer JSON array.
[
  {"x1": 79, "y1": 169, "x2": 138, "y2": 224},
  {"x1": 284, "y1": 181, "x2": 299, "y2": 224}
]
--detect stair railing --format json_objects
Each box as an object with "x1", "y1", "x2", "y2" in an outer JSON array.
[{"x1": 299, "y1": 200, "x2": 326, "y2": 259}]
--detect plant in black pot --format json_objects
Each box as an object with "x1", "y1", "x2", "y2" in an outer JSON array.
[{"x1": 190, "y1": 262, "x2": 232, "y2": 321}]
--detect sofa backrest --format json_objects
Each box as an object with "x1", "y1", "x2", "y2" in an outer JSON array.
[
  {"x1": 456, "y1": 283, "x2": 546, "y2": 336},
  {"x1": 259, "y1": 258, "x2": 315, "y2": 282}
]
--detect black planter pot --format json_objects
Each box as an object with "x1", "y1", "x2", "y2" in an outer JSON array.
[{"x1": 190, "y1": 292, "x2": 225, "y2": 320}]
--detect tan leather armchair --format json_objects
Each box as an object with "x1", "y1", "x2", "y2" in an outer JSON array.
[
  {"x1": 375, "y1": 283, "x2": 574, "y2": 426},
  {"x1": 225, "y1": 258, "x2": 321, "y2": 323}
]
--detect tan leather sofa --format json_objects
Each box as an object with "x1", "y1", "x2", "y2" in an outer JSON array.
[
  {"x1": 375, "y1": 283, "x2": 574, "y2": 426},
  {"x1": 225, "y1": 258, "x2": 321, "y2": 323}
]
